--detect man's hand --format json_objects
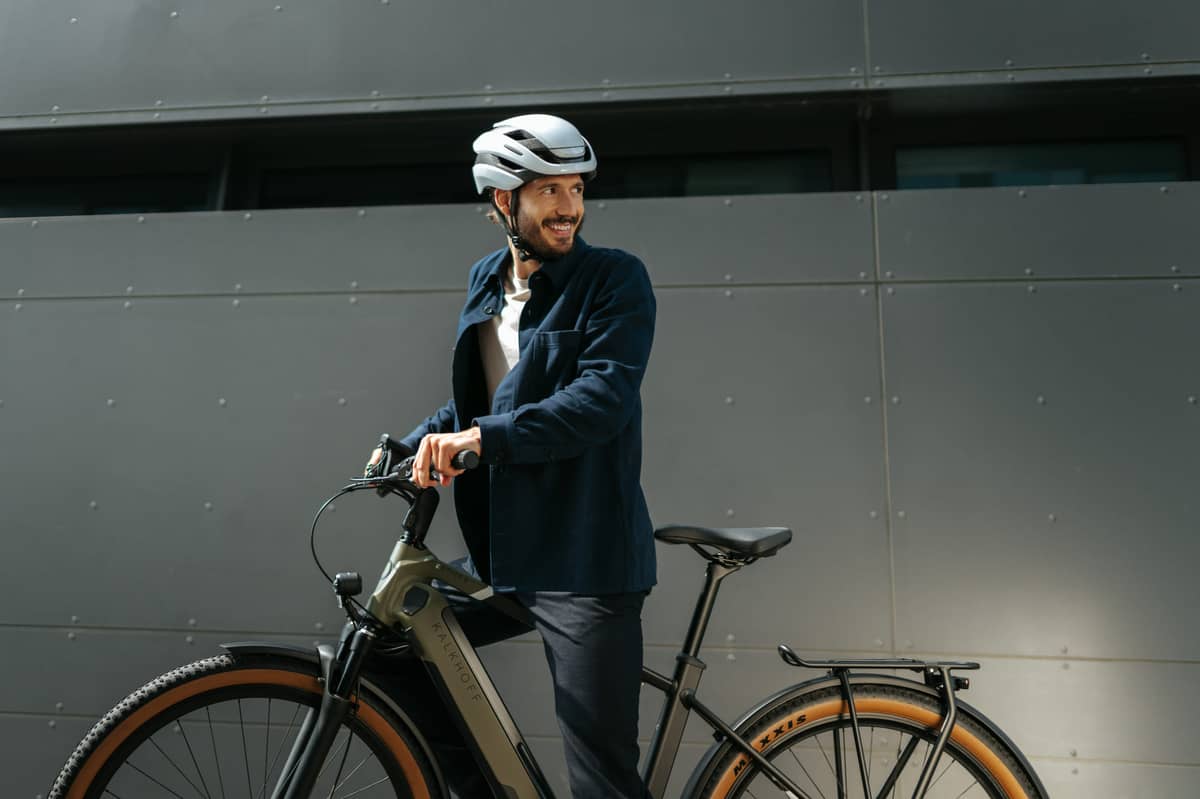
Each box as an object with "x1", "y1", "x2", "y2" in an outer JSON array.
[{"x1": 412, "y1": 426, "x2": 483, "y2": 489}]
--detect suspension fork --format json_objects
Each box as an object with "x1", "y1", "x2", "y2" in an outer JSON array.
[{"x1": 272, "y1": 621, "x2": 378, "y2": 799}]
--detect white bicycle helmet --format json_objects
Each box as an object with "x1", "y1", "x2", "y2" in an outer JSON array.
[{"x1": 472, "y1": 114, "x2": 597, "y2": 195}]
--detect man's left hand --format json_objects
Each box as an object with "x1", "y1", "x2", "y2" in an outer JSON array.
[{"x1": 412, "y1": 427, "x2": 483, "y2": 489}]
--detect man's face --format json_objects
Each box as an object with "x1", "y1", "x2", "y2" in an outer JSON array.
[{"x1": 510, "y1": 174, "x2": 586, "y2": 262}]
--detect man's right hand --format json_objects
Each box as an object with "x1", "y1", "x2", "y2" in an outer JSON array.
[{"x1": 412, "y1": 427, "x2": 482, "y2": 489}]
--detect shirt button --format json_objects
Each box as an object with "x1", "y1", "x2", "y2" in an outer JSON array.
[{"x1": 484, "y1": 305, "x2": 496, "y2": 315}]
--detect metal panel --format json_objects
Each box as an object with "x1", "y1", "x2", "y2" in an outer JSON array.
[
  {"x1": 641, "y1": 285, "x2": 892, "y2": 653},
  {"x1": 884, "y1": 282, "x2": 1200, "y2": 661},
  {"x1": 0, "y1": 0, "x2": 864, "y2": 127},
  {"x1": 875, "y1": 183, "x2": 1198, "y2": 281},
  {"x1": 587, "y1": 194, "x2": 876, "y2": 286},
  {"x1": 868, "y1": 0, "x2": 1200, "y2": 75},
  {"x1": 1035, "y1": 760, "x2": 1200, "y2": 799},
  {"x1": 0, "y1": 629, "x2": 319, "y2": 718},
  {"x1": 0, "y1": 291, "x2": 469, "y2": 630},
  {"x1": 929, "y1": 655, "x2": 1200, "y2": 767},
  {"x1": 0, "y1": 206, "x2": 497, "y2": 298},
  {"x1": 1, "y1": 715, "x2": 95, "y2": 797}
]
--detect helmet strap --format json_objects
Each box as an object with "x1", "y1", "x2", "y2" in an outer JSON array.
[{"x1": 493, "y1": 188, "x2": 534, "y2": 262}]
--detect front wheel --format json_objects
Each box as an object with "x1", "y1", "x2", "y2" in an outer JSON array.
[
  {"x1": 48, "y1": 653, "x2": 441, "y2": 799},
  {"x1": 691, "y1": 680, "x2": 1047, "y2": 799}
]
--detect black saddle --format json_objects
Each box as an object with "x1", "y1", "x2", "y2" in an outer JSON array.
[{"x1": 654, "y1": 525, "x2": 792, "y2": 559}]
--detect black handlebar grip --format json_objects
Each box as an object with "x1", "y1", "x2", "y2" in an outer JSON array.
[{"x1": 451, "y1": 450, "x2": 480, "y2": 471}]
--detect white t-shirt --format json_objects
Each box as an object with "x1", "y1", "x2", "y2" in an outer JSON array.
[{"x1": 478, "y1": 264, "x2": 531, "y2": 408}]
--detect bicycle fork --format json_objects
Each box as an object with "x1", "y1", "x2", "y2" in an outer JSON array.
[{"x1": 270, "y1": 621, "x2": 377, "y2": 799}]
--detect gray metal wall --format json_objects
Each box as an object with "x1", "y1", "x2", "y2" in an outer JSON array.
[
  {"x1": 3, "y1": 183, "x2": 1198, "y2": 796},
  {"x1": 3, "y1": 0, "x2": 1200, "y2": 130}
]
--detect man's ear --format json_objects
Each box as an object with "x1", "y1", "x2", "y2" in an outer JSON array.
[{"x1": 493, "y1": 188, "x2": 513, "y2": 218}]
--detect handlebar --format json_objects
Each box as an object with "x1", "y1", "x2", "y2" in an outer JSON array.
[{"x1": 358, "y1": 433, "x2": 479, "y2": 495}]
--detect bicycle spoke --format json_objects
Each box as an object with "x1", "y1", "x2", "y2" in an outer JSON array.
[
  {"x1": 239, "y1": 699, "x2": 253, "y2": 799},
  {"x1": 954, "y1": 779, "x2": 981, "y2": 799},
  {"x1": 103, "y1": 790, "x2": 126, "y2": 798},
  {"x1": 326, "y1": 726, "x2": 355, "y2": 798},
  {"x1": 338, "y1": 775, "x2": 390, "y2": 799},
  {"x1": 126, "y1": 758, "x2": 191, "y2": 799},
  {"x1": 816, "y1": 732, "x2": 836, "y2": 778},
  {"x1": 927, "y1": 755, "x2": 956, "y2": 793},
  {"x1": 331, "y1": 750, "x2": 378, "y2": 795},
  {"x1": 263, "y1": 698, "x2": 271, "y2": 799},
  {"x1": 148, "y1": 734, "x2": 209, "y2": 798},
  {"x1": 256, "y1": 702, "x2": 304, "y2": 799},
  {"x1": 875, "y1": 734, "x2": 919, "y2": 799},
  {"x1": 176, "y1": 718, "x2": 213, "y2": 799},
  {"x1": 205, "y1": 706, "x2": 226, "y2": 799},
  {"x1": 789, "y1": 745, "x2": 827, "y2": 799}
]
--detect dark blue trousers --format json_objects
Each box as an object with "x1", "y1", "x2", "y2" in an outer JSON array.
[{"x1": 392, "y1": 588, "x2": 649, "y2": 799}]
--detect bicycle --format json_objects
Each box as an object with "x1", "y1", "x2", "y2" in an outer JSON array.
[{"x1": 49, "y1": 434, "x2": 1049, "y2": 799}]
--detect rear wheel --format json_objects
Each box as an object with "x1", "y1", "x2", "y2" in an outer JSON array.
[
  {"x1": 49, "y1": 653, "x2": 440, "y2": 799},
  {"x1": 694, "y1": 681, "x2": 1046, "y2": 799}
]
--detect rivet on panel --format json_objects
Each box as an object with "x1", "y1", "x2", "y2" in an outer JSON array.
[
  {"x1": 56, "y1": 702, "x2": 64, "y2": 711},
  {"x1": 723, "y1": 86, "x2": 733, "y2": 93},
  {"x1": 903, "y1": 640, "x2": 913, "y2": 649},
  {"x1": 204, "y1": 502, "x2": 213, "y2": 511},
  {"x1": 1005, "y1": 59, "x2": 1014, "y2": 67},
  {"x1": 31, "y1": 219, "x2": 39, "y2": 227},
  {"x1": 890, "y1": 396, "x2": 900, "y2": 405},
  {"x1": 350, "y1": 280, "x2": 359, "y2": 290},
  {"x1": 597, "y1": 201, "x2": 606, "y2": 210},
  {"x1": 260, "y1": 95, "x2": 271, "y2": 103},
  {"x1": 863, "y1": 396, "x2": 872, "y2": 404},
  {"x1": 234, "y1": 283, "x2": 242, "y2": 292},
  {"x1": 1062, "y1": 662, "x2": 1070, "y2": 670},
  {"x1": 1024, "y1": 268, "x2": 1033, "y2": 276},
  {"x1": 380, "y1": 0, "x2": 389, "y2": 5},
  {"x1": 153, "y1": 113, "x2": 161, "y2": 120},
  {"x1": 885, "y1": 287, "x2": 895, "y2": 296},
  {"x1": 188, "y1": 618, "x2": 197, "y2": 626},
  {"x1": 218, "y1": 397, "x2": 227, "y2": 407},
  {"x1": 484, "y1": 97, "x2": 493, "y2": 104},
  {"x1": 850, "y1": 80, "x2": 861, "y2": 89},
  {"x1": 243, "y1": 212, "x2": 253, "y2": 221},
  {"x1": 137, "y1": 215, "x2": 145, "y2": 223},
  {"x1": 259, "y1": 107, "x2": 269, "y2": 114},
  {"x1": 274, "y1": 4, "x2": 282, "y2": 10},
  {"x1": 725, "y1": 508, "x2": 735, "y2": 517},
  {"x1": 1006, "y1": 74, "x2": 1015, "y2": 82},
  {"x1": 338, "y1": 397, "x2": 347, "y2": 406},
  {"x1": 67, "y1": 632, "x2": 76, "y2": 641},
  {"x1": 123, "y1": 301, "x2": 132, "y2": 310},
  {"x1": 155, "y1": 100, "x2": 164, "y2": 107},
  {"x1": 1144, "y1": 67, "x2": 1153, "y2": 75},
  {"x1": 1036, "y1": 395, "x2": 1046, "y2": 405},
  {"x1": 1171, "y1": 283, "x2": 1182, "y2": 292},
  {"x1": 1049, "y1": 513, "x2": 1057, "y2": 522},
  {"x1": 49, "y1": 720, "x2": 57, "y2": 729},
  {"x1": 371, "y1": 90, "x2": 381, "y2": 98},
  {"x1": 1186, "y1": 395, "x2": 1196, "y2": 405},
  {"x1": 1027, "y1": 285, "x2": 1037, "y2": 294},
  {"x1": 186, "y1": 635, "x2": 195, "y2": 644},
  {"x1": 724, "y1": 396, "x2": 734, "y2": 405},
  {"x1": 51, "y1": 118, "x2": 59, "y2": 124},
  {"x1": 69, "y1": 17, "x2": 77, "y2": 24},
  {"x1": 726, "y1": 652, "x2": 736, "y2": 661},
  {"x1": 16, "y1": 289, "x2": 23, "y2": 297},
  {"x1": 1141, "y1": 53, "x2": 1150, "y2": 61},
  {"x1": 1071, "y1": 768, "x2": 1079, "y2": 775},
  {"x1": 879, "y1": 193, "x2": 889, "y2": 201},
  {"x1": 1017, "y1": 189, "x2": 1026, "y2": 198},
  {"x1": 170, "y1": 10, "x2": 179, "y2": 18},
  {"x1": 1159, "y1": 185, "x2": 1169, "y2": 194},
  {"x1": 724, "y1": 274, "x2": 732, "y2": 282},
  {"x1": 868, "y1": 511, "x2": 878, "y2": 519},
  {"x1": 1170, "y1": 265, "x2": 1179, "y2": 273},
  {"x1": 725, "y1": 633, "x2": 735, "y2": 642},
  {"x1": 850, "y1": 67, "x2": 859, "y2": 74},
  {"x1": 884, "y1": 270, "x2": 894, "y2": 278},
  {"x1": 13, "y1": 303, "x2": 22, "y2": 311},
  {"x1": 874, "y1": 638, "x2": 884, "y2": 648},
  {"x1": 1061, "y1": 646, "x2": 1069, "y2": 654},
  {"x1": 52, "y1": 105, "x2": 61, "y2": 112},
  {"x1": 873, "y1": 80, "x2": 883, "y2": 87},
  {"x1": 106, "y1": 398, "x2": 115, "y2": 407},
  {"x1": 897, "y1": 510, "x2": 906, "y2": 519},
  {"x1": 484, "y1": 84, "x2": 493, "y2": 92},
  {"x1": 859, "y1": 288, "x2": 869, "y2": 296},
  {"x1": 475, "y1": 206, "x2": 484, "y2": 214},
  {"x1": 71, "y1": 615, "x2": 79, "y2": 623},
  {"x1": 873, "y1": 66, "x2": 881, "y2": 73},
  {"x1": 232, "y1": 299, "x2": 240, "y2": 307},
  {"x1": 723, "y1": 198, "x2": 733, "y2": 206},
  {"x1": 349, "y1": 296, "x2": 358, "y2": 305},
  {"x1": 126, "y1": 286, "x2": 134, "y2": 295},
  {"x1": 724, "y1": 289, "x2": 733, "y2": 298},
  {"x1": 89, "y1": 501, "x2": 98, "y2": 510},
  {"x1": 315, "y1": 622, "x2": 325, "y2": 631},
  {"x1": 357, "y1": 209, "x2": 367, "y2": 217}
]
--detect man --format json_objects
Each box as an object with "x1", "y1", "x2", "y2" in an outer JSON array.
[{"x1": 397, "y1": 114, "x2": 656, "y2": 798}]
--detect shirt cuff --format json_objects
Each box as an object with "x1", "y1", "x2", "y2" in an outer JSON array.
[{"x1": 472, "y1": 413, "x2": 514, "y2": 464}]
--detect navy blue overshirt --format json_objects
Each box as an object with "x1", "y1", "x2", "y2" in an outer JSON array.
[{"x1": 400, "y1": 237, "x2": 657, "y2": 593}]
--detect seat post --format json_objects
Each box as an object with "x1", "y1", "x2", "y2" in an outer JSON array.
[{"x1": 682, "y1": 560, "x2": 740, "y2": 659}]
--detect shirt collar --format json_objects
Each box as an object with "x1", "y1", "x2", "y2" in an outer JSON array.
[{"x1": 480, "y1": 236, "x2": 590, "y2": 292}]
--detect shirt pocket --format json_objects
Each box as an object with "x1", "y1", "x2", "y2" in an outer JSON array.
[{"x1": 516, "y1": 329, "x2": 583, "y2": 403}]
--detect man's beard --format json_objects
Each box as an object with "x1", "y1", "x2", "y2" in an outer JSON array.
[{"x1": 514, "y1": 208, "x2": 585, "y2": 263}]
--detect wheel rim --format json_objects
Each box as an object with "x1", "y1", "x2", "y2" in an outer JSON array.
[{"x1": 77, "y1": 670, "x2": 422, "y2": 799}]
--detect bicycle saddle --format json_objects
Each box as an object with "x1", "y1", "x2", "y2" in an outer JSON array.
[{"x1": 654, "y1": 525, "x2": 792, "y2": 558}]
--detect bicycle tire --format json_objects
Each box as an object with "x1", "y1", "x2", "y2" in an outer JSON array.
[
  {"x1": 689, "y1": 679, "x2": 1047, "y2": 799},
  {"x1": 47, "y1": 652, "x2": 441, "y2": 799}
]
